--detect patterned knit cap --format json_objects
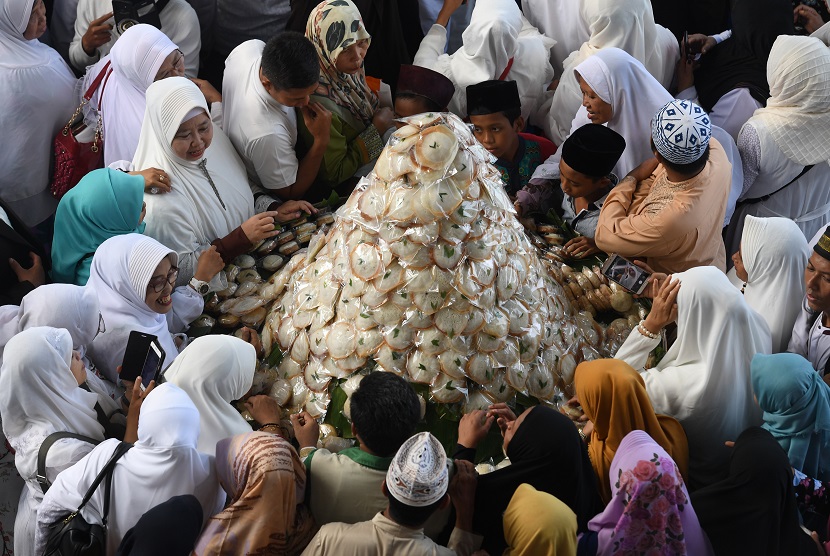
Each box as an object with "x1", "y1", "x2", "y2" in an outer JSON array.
[
  {"x1": 386, "y1": 432, "x2": 449, "y2": 507},
  {"x1": 651, "y1": 99, "x2": 711, "y2": 164}
]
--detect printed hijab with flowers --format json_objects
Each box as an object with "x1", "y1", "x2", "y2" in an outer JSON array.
[
  {"x1": 586, "y1": 430, "x2": 713, "y2": 556},
  {"x1": 305, "y1": 0, "x2": 379, "y2": 124}
]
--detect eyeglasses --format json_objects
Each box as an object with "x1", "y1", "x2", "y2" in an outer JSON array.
[
  {"x1": 156, "y1": 50, "x2": 185, "y2": 80},
  {"x1": 147, "y1": 266, "x2": 179, "y2": 293}
]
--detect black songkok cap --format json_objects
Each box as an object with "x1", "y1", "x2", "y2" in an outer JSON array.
[
  {"x1": 560, "y1": 124, "x2": 627, "y2": 178},
  {"x1": 397, "y1": 65, "x2": 455, "y2": 111},
  {"x1": 815, "y1": 226, "x2": 830, "y2": 261},
  {"x1": 466, "y1": 80, "x2": 521, "y2": 116}
]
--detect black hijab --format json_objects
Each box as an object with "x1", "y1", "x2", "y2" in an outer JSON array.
[
  {"x1": 694, "y1": 0, "x2": 794, "y2": 112},
  {"x1": 116, "y1": 495, "x2": 204, "y2": 556},
  {"x1": 690, "y1": 427, "x2": 817, "y2": 556},
  {"x1": 473, "y1": 406, "x2": 602, "y2": 555}
]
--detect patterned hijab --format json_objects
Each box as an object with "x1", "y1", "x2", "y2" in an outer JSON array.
[
  {"x1": 194, "y1": 432, "x2": 317, "y2": 555},
  {"x1": 305, "y1": 0, "x2": 378, "y2": 124},
  {"x1": 587, "y1": 431, "x2": 713, "y2": 556}
]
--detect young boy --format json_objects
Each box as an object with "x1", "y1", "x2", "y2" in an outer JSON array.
[
  {"x1": 394, "y1": 64, "x2": 455, "y2": 119},
  {"x1": 558, "y1": 124, "x2": 626, "y2": 259},
  {"x1": 300, "y1": 432, "x2": 482, "y2": 556},
  {"x1": 466, "y1": 80, "x2": 556, "y2": 199}
]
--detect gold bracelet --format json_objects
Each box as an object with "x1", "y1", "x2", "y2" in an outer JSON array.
[{"x1": 300, "y1": 446, "x2": 317, "y2": 459}]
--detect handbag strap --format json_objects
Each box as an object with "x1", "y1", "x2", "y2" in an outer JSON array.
[
  {"x1": 737, "y1": 164, "x2": 815, "y2": 207},
  {"x1": 100, "y1": 442, "x2": 131, "y2": 527},
  {"x1": 37, "y1": 432, "x2": 101, "y2": 494},
  {"x1": 73, "y1": 442, "x2": 132, "y2": 521},
  {"x1": 83, "y1": 60, "x2": 111, "y2": 102}
]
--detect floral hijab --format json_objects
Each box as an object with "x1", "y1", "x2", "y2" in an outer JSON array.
[
  {"x1": 586, "y1": 430, "x2": 713, "y2": 555},
  {"x1": 305, "y1": 0, "x2": 378, "y2": 124}
]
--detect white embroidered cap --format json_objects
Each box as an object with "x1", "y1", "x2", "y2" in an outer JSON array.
[
  {"x1": 651, "y1": 99, "x2": 711, "y2": 165},
  {"x1": 386, "y1": 432, "x2": 449, "y2": 507}
]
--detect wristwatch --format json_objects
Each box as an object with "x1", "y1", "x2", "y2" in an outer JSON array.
[{"x1": 189, "y1": 277, "x2": 210, "y2": 295}]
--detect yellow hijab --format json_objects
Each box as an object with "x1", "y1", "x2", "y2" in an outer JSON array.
[
  {"x1": 574, "y1": 359, "x2": 689, "y2": 503},
  {"x1": 503, "y1": 483, "x2": 577, "y2": 556}
]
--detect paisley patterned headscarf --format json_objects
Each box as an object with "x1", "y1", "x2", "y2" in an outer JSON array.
[{"x1": 305, "y1": 0, "x2": 378, "y2": 123}]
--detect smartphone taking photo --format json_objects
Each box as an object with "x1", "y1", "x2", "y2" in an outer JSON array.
[
  {"x1": 119, "y1": 331, "x2": 166, "y2": 390},
  {"x1": 601, "y1": 254, "x2": 651, "y2": 295}
]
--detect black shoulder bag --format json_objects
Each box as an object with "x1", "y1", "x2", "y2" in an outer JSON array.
[
  {"x1": 37, "y1": 432, "x2": 101, "y2": 494},
  {"x1": 43, "y1": 441, "x2": 132, "y2": 556}
]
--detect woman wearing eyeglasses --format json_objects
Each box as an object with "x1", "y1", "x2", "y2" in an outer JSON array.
[
  {"x1": 79, "y1": 24, "x2": 189, "y2": 172},
  {"x1": 86, "y1": 233, "x2": 221, "y2": 383}
]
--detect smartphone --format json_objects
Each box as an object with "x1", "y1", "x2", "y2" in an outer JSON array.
[
  {"x1": 120, "y1": 331, "x2": 166, "y2": 389},
  {"x1": 601, "y1": 254, "x2": 651, "y2": 295}
]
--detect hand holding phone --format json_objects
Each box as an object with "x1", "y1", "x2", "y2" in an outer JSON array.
[
  {"x1": 601, "y1": 254, "x2": 651, "y2": 294},
  {"x1": 120, "y1": 331, "x2": 166, "y2": 390}
]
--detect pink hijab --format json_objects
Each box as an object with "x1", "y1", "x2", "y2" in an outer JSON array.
[{"x1": 585, "y1": 430, "x2": 713, "y2": 555}]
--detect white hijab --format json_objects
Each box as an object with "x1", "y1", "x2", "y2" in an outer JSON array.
[
  {"x1": 747, "y1": 35, "x2": 830, "y2": 166},
  {"x1": 0, "y1": 284, "x2": 99, "y2": 361},
  {"x1": 547, "y1": 0, "x2": 678, "y2": 144},
  {"x1": 87, "y1": 233, "x2": 181, "y2": 383},
  {"x1": 574, "y1": 48, "x2": 672, "y2": 178},
  {"x1": 421, "y1": 0, "x2": 554, "y2": 121},
  {"x1": 0, "y1": 0, "x2": 77, "y2": 225},
  {"x1": 0, "y1": 327, "x2": 104, "y2": 483},
  {"x1": 82, "y1": 24, "x2": 178, "y2": 166},
  {"x1": 727, "y1": 216, "x2": 810, "y2": 353},
  {"x1": 35, "y1": 383, "x2": 224, "y2": 555},
  {"x1": 134, "y1": 76, "x2": 254, "y2": 283},
  {"x1": 164, "y1": 335, "x2": 256, "y2": 456},
  {"x1": 640, "y1": 266, "x2": 771, "y2": 487},
  {"x1": 0, "y1": 284, "x2": 121, "y2": 414},
  {"x1": 0, "y1": 0, "x2": 52, "y2": 66},
  {"x1": 520, "y1": 0, "x2": 589, "y2": 76}
]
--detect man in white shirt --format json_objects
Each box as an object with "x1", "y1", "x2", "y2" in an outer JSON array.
[
  {"x1": 789, "y1": 226, "x2": 830, "y2": 375},
  {"x1": 222, "y1": 32, "x2": 332, "y2": 212}
]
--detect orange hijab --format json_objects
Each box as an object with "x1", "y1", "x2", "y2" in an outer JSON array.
[{"x1": 574, "y1": 359, "x2": 689, "y2": 503}]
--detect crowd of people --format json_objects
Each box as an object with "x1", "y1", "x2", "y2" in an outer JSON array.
[{"x1": 2, "y1": 0, "x2": 830, "y2": 553}]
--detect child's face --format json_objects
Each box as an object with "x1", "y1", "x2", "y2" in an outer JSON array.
[
  {"x1": 470, "y1": 113, "x2": 522, "y2": 161},
  {"x1": 394, "y1": 96, "x2": 434, "y2": 121},
  {"x1": 559, "y1": 159, "x2": 607, "y2": 200}
]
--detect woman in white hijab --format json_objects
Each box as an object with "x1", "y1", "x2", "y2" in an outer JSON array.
[
  {"x1": 615, "y1": 266, "x2": 772, "y2": 489},
  {"x1": 727, "y1": 35, "x2": 830, "y2": 257},
  {"x1": 413, "y1": 0, "x2": 555, "y2": 124},
  {"x1": 134, "y1": 77, "x2": 278, "y2": 287},
  {"x1": 34, "y1": 383, "x2": 225, "y2": 555},
  {"x1": 728, "y1": 216, "x2": 810, "y2": 353},
  {"x1": 81, "y1": 24, "x2": 184, "y2": 167},
  {"x1": 0, "y1": 327, "x2": 107, "y2": 555},
  {"x1": 531, "y1": 47, "x2": 744, "y2": 225},
  {"x1": 0, "y1": 0, "x2": 77, "y2": 227},
  {"x1": 0, "y1": 283, "x2": 122, "y2": 406},
  {"x1": 520, "y1": 0, "x2": 589, "y2": 77},
  {"x1": 87, "y1": 233, "x2": 204, "y2": 383},
  {"x1": 547, "y1": 0, "x2": 678, "y2": 145},
  {"x1": 163, "y1": 335, "x2": 257, "y2": 456}
]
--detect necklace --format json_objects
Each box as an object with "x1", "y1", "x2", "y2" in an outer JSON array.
[{"x1": 198, "y1": 159, "x2": 226, "y2": 210}]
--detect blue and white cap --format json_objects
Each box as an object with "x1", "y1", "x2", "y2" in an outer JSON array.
[{"x1": 651, "y1": 99, "x2": 711, "y2": 165}]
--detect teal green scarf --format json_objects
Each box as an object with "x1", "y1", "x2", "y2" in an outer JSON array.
[
  {"x1": 751, "y1": 352, "x2": 830, "y2": 480},
  {"x1": 51, "y1": 168, "x2": 146, "y2": 285}
]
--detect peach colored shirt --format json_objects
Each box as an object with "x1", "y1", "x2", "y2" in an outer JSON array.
[{"x1": 595, "y1": 138, "x2": 730, "y2": 274}]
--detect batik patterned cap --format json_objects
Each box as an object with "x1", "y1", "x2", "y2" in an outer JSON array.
[
  {"x1": 386, "y1": 432, "x2": 449, "y2": 507},
  {"x1": 651, "y1": 99, "x2": 711, "y2": 164},
  {"x1": 815, "y1": 226, "x2": 830, "y2": 261}
]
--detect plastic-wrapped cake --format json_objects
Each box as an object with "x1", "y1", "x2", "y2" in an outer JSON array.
[{"x1": 260, "y1": 113, "x2": 596, "y2": 418}]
